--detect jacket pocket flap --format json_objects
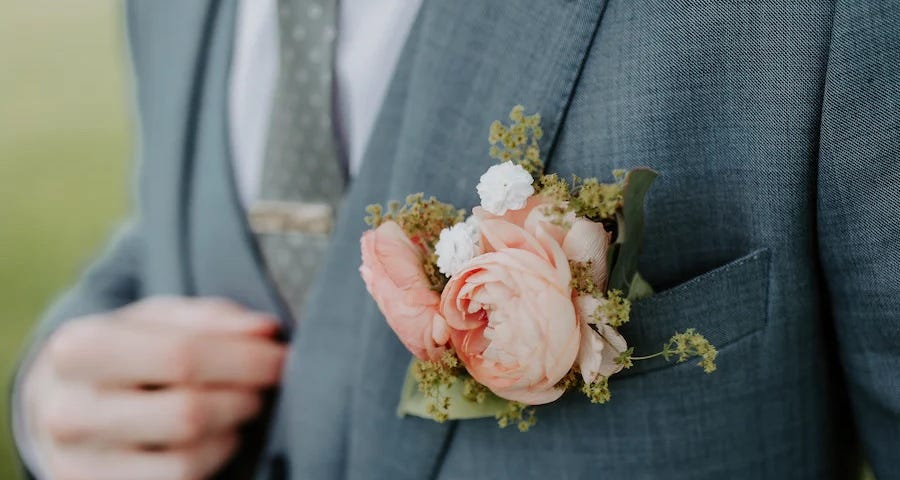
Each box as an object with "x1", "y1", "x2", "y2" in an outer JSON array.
[{"x1": 616, "y1": 248, "x2": 770, "y2": 377}]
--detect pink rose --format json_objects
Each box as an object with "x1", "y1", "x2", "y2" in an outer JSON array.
[
  {"x1": 562, "y1": 217, "x2": 625, "y2": 383},
  {"x1": 473, "y1": 195, "x2": 545, "y2": 228},
  {"x1": 562, "y1": 218, "x2": 611, "y2": 292},
  {"x1": 470, "y1": 194, "x2": 621, "y2": 389},
  {"x1": 441, "y1": 208, "x2": 579, "y2": 405},
  {"x1": 574, "y1": 295, "x2": 628, "y2": 384},
  {"x1": 476, "y1": 195, "x2": 610, "y2": 292},
  {"x1": 360, "y1": 221, "x2": 449, "y2": 361}
]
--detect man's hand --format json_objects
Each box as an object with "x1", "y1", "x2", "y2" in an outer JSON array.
[{"x1": 22, "y1": 297, "x2": 287, "y2": 480}]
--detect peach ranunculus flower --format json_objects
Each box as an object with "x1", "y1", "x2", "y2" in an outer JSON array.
[
  {"x1": 557, "y1": 215, "x2": 629, "y2": 383},
  {"x1": 500, "y1": 197, "x2": 625, "y2": 385},
  {"x1": 441, "y1": 196, "x2": 588, "y2": 405},
  {"x1": 574, "y1": 294, "x2": 628, "y2": 383},
  {"x1": 441, "y1": 195, "x2": 622, "y2": 401},
  {"x1": 360, "y1": 221, "x2": 450, "y2": 361},
  {"x1": 562, "y1": 213, "x2": 627, "y2": 384}
]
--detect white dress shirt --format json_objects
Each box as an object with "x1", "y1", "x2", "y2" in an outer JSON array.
[
  {"x1": 16, "y1": 0, "x2": 422, "y2": 473},
  {"x1": 231, "y1": 0, "x2": 422, "y2": 204}
]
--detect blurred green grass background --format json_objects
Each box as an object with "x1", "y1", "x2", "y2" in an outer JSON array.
[{"x1": 0, "y1": 0, "x2": 130, "y2": 476}]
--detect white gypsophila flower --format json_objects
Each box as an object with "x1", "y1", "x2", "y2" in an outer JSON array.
[
  {"x1": 476, "y1": 161, "x2": 535, "y2": 215},
  {"x1": 435, "y1": 220, "x2": 481, "y2": 276}
]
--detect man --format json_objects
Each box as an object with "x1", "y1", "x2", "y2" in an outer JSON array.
[
  {"x1": 13, "y1": 0, "x2": 900, "y2": 479},
  {"x1": 16, "y1": 0, "x2": 417, "y2": 477}
]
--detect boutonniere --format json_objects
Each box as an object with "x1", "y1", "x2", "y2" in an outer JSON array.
[{"x1": 359, "y1": 106, "x2": 717, "y2": 431}]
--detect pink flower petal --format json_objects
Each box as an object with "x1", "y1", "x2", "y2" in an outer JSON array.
[{"x1": 562, "y1": 219, "x2": 611, "y2": 292}]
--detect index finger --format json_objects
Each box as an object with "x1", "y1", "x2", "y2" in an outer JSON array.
[
  {"x1": 120, "y1": 296, "x2": 282, "y2": 337},
  {"x1": 52, "y1": 320, "x2": 286, "y2": 387}
]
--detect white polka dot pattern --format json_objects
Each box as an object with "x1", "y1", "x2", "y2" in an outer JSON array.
[{"x1": 256, "y1": 0, "x2": 344, "y2": 321}]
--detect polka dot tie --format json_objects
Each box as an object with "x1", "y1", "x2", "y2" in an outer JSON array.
[{"x1": 254, "y1": 0, "x2": 344, "y2": 322}]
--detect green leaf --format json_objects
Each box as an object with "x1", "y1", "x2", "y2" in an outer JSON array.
[
  {"x1": 627, "y1": 271, "x2": 655, "y2": 301},
  {"x1": 607, "y1": 168, "x2": 658, "y2": 295},
  {"x1": 396, "y1": 359, "x2": 509, "y2": 420}
]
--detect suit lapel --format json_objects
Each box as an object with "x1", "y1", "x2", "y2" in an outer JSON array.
[
  {"x1": 128, "y1": 0, "x2": 218, "y2": 294},
  {"x1": 187, "y1": 0, "x2": 291, "y2": 321},
  {"x1": 343, "y1": 1, "x2": 610, "y2": 478}
]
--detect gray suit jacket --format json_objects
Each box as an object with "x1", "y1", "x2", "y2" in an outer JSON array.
[{"x1": 15, "y1": 0, "x2": 900, "y2": 479}]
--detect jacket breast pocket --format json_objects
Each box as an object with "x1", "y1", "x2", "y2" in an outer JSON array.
[{"x1": 615, "y1": 248, "x2": 771, "y2": 377}]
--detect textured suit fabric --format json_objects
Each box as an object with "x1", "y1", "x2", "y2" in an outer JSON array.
[
  {"x1": 255, "y1": 0, "x2": 345, "y2": 322},
  {"x1": 13, "y1": 0, "x2": 900, "y2": 479}
]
